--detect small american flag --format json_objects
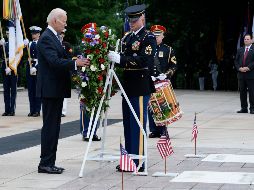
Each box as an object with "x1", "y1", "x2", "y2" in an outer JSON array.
[
  {"x1": 120, "y1": 143, "x2": 137, "y2": 172},
  {"x1": 157, "y1": 130, "x2": 174, "y2": 159},
  {"x1": 191, "y1": 113, "x2": 198, "y2": 141}
]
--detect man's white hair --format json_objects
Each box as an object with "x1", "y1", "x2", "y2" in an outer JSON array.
[{"x1": 47, "y1": 8, "x2": 67, "y2": 23}]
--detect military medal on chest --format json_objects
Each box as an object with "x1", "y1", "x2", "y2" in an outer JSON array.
[{"x1": 132, "y1": 41, "x2": 140, "y2": 51}]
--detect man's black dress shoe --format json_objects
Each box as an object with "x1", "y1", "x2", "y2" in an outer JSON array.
[
  {"x1": 53, "y1": 165, "x2": 65, "y2": 171},
  {"x1": 2, "y1": 112, "x2": 9, "y2": 116},
  {"x1": 28, "y1": 113, "x2": 33, "y2": 117},
  {"x1": 250, "y1": 110, "x2": 254, "y2": 114},
  {"x1": 83, "y1": 135, "x2": 101, "y2": 142},
  {"x1": 38, "y1": 166, "x2": 63, "y2": 174},
  {"x1": 8, "y1": 112, "x2": 15, "y2": 116},
  {"x1": 32, "y1": 112, "x2": 40, "y2": 117},
  {"x1": 116, "y1": 165, "x2": 144, "y2": 172},
  {"x1": 149, "y1": 132, "x2": 161, "y2": 138},
  {"x1": 138, "y1": 167, "x2": 144, "y2": 172},
  {"x1": 116, "y1": 165, "x2": 132, "y2": 172},
  {"x1": 236, "y1": 109, "x2": 248, "y2": 113}
]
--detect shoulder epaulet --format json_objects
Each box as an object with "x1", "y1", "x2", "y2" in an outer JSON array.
[
  {"x1": 163, "y1": 44, "x2": 172, "y2": 49},
  {"x1": 124, "y1": 31, "x2": 131, "y2": 37},
  {"x1": 144, "y1": 30, "x2": 155, "y2": 38},
  {"x1": 121, "y1": 32, "x2": 131, "y2": 41}
]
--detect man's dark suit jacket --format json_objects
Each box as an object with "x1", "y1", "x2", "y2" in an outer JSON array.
[
  {"x1": 234, "y1": 45, "x2": 254, "y2": 79},
  {"x1": 36, "y1": 28, "x2": 75, "y2": 98}
]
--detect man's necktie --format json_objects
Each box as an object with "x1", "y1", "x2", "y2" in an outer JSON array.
[
  {"x1": 243, "y1": 47, "x2": 249, "y2": 66},
  {"x1": 56, "y1": 34, "x2": 62, "y2": 44}
]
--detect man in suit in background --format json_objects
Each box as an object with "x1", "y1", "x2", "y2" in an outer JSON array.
[
  {"x1": 36, "y1": 8, "x2": 90, "y2": 174},
  {"x1": 235, "y1": 33, "x2": 254, "y2": 114}
]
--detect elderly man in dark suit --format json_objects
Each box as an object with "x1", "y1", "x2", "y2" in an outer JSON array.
[
  {"x1": 235, "y1": 33, "x2": 254, "y2": 114},
  {"x1": 36, "y1": 8, "x2": 90, "y2": 174}
]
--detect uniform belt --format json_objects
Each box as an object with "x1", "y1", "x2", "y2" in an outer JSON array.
[{"x1": 124, "y1": 67, "x2": 148, "y2": 71}]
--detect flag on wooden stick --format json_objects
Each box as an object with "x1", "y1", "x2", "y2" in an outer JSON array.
[
  {"x1": 120, "y1": 143, "x2": 137, "y2": 172},
  {"x1": 191, "y1": 113, "x2": 198, "y2": 141},
  {"x1": 157, "y1": 130, "x2": 174, "y2": 159}
]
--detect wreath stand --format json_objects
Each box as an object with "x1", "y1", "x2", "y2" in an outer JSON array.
[{"x1": 79, "y1": 40, "x2": 148, "y2": 177}]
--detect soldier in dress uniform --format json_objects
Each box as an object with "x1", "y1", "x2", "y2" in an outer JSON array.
[
  {"x1": 108, "y1": 4, "x2": 157, "y2": 172},
  {"x1": 148, "y1": 24, "x2": 177, "y2": 138},
  {"x1": 26, "y1": 26, "x2": 42, "y2": 117},
  {"x1": 1, "y1": 29, "x2": 17, "y2": 116}
]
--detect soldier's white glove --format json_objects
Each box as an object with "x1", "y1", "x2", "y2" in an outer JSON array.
[
  {"x1": 23, "y1": 38, "x2": 29, "y2": 46},
  {"x1": 157, "y1": 73, "x2": 167, "y2": 81},
  {"x1": 5, "y1": 67, "x2": 12, "y2": 75},
  {"x1": 30, "y1": 67, "x2": 37, "y2": 75},
  {"x1": 108, "y1": 50, "x2": 120, "y2": 63},
  {"x1": 151, "y1": 76, "x2": 156, "y2": 81},
  {"x1": 0, "y1": 38, "x2": 5, "y2": 46}
]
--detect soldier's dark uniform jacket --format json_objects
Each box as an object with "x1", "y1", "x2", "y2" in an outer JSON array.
[
  {"x1": 119, "y1": 27, "x2": 157, "y2": 96},
  {"x1": 27, "y1": 41, "x2": 38, "y2": 70},
  {"x1": 152, "y1": 43, "x2": 177, "y2": 78},
  {"x1": 1, "y1": 40, "x2": 18, "y2": 116}
]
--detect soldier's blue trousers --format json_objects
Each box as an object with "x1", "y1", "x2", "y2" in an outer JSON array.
[
  {"x1": 3, "y1": 73, "x2": 17, "y2": 113},
  {"x1": 80, "y1": 107, "x2": 99, "y2": 138},
  {"x1": 122, "y1": 95, "x2": 150, "y2": 167},
  {"x1": 26, "y1": 73, "x2": 41, "y2": 114}
]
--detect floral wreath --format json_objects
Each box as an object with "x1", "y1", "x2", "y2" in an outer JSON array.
[{"x1": 72, "y1": 22, "x2": 118, "y2": 114}]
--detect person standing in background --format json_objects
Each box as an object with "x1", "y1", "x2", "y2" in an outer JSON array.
[
  {"x1": 27, "y1": 26, "x2": 42, "y2": 117},
  {"x1": 148, "y1": 24, "x2": 177, "y2": 138},
  {"x1": 59, "y1": 29, "x2": 73, "y2": 117},
  {"x1": 209, "y1": 59, "x2": 218, "y2": 91},
  {"x1": 0, "y1": 29, "x2": 17, "y2": 116},
  {"x1": 235, "y1": 34, "x2": 254, "y2": 114}
]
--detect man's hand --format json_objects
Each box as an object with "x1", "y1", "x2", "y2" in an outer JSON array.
[
  {"x1": 76, "y1": 58, "x2": 90, "y2": 67},
  {"x1": 5, "y1": 67, "x2": 11, "y2": 75},
  {"x1": 23, "y1": 38, "x2": 29, "y2": 46},
  {"x1": 157, "y1": 73, "x2": 167, "y2": 80},
  {"x1": 0, "y1": 38, "x2": 5, "y2": 46},
  {"x1": 243, "y1": 67, "x2": 250, "y2": 72},
  {"x1": 30, "y1": 67, "x2": 37, "y2": 75},
  {"x1": 108, "y1": 50, "x2": 120, "y2": 63},
  {"x1": 239, "y1": 67, "x2": 249, "y2": 72}
]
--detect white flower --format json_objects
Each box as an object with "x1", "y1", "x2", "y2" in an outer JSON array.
[
  {"x1": 100, "y1": 64, "x2": 105, "y2": 70},
  {"x1": 81, "y1": 82, "x2": 87, "y2": 87},
  {"x1": 81, "y1": 66, "x2": 86, "y2": 72},
  {"x1": 95, "y1": 34, "x2": 100, "y2": 39},
  {"x1": 86, "y1": 107, "x2": 90, "y2": 112},
  {"x1": 108, "y1": 29, "x2": 112, "y2": 35},
  {"x1": 90, "y1": 65, "x2": 97, "y2": 71}
]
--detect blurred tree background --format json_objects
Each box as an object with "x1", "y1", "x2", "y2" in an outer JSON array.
[{"x1": 1, "y1": 0, "x2": 253, "y2": 90}]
